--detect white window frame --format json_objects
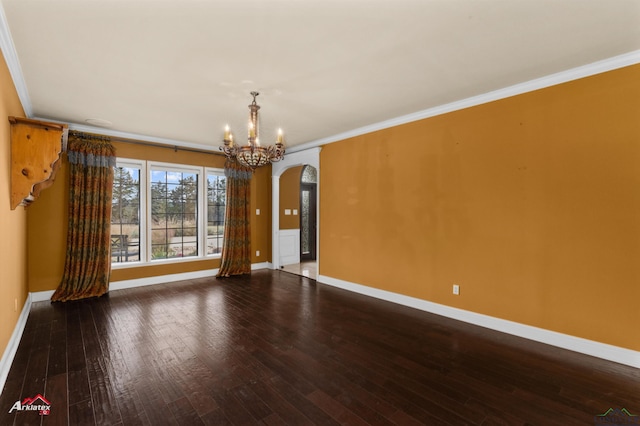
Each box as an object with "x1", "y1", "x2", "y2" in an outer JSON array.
[
  {"x1": 111, "y1": 158, "x2": 146, "y2": 269},
  {"x1": 147, "y1": 161, "x2": 204, "y2": 264},
  {"x1": 205, "y1": 167, "x2": 226, "y2": 259},
  {"x1": 111, "y1": 158, "x2": 224, "y2": 268}
]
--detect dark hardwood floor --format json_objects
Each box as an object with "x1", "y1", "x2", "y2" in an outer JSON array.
[{"x1": 1, "y1": 270, "x2": 638, "y2": 425}]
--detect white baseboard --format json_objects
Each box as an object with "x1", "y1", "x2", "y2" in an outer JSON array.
[
  {"x1": 109, "y1": 262, "x2": 270, "y2": 291},
  {"x1": 317, "y1": 274, "x2": 640, "y2": 369},
  {"x1": 29, "y1": 270, "x2": 222, "y2": 299},
  {"x1": 252, "y1": 262, "x2": 272, "y2": 271},
  {"x1": 109, "y1": 268, "x2": 220, "y2": 291},
  {"x1": 29, "y1": 263, "x2": 273, "y2": 302},
  {"x1": 0, "y1": 294, "x2": 33, "y2": 396},
  {"x1": 31, "y1": 290, "x2": 55, "y2": 302}
]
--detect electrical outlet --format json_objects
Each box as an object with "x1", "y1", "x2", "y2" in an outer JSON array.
[
  {"x1": 453, "y1": 284, "x2": 460, "y2": 295},
  {"x1": 256, "y1": 250, "x2": 260, "y2": 257}
]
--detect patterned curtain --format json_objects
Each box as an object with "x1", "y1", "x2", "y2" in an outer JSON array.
[
  {"x1": 51, "y1": 133, "x2": 116, "y2": 302},
  {"x1": 216, "y1": 159, "x2": 252, "y2": 278}
]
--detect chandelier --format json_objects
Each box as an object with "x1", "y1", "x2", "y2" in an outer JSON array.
[{"x1": 220, "y1": 91, "x2": 285, "y2": 170}]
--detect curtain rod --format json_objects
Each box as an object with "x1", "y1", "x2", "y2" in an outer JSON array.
[{"x1": 68, "y1": 130, "x2": 225, "y2": 157}]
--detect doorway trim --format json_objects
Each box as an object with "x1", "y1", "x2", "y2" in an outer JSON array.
[{"x1": 271, "y1": 147, "x2": 321, "y2": 270}]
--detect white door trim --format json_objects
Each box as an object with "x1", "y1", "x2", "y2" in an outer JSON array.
[{"x1": 272, "y1": 147, "x2": 321, "y2": 270}]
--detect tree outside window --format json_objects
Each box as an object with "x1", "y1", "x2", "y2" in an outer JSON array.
[
  {"x1": 150, "y1": 169, "x2": 199, "y2": 260},
  {"x1": 110, "y1": 160, "x2": 224, "y2": 265},
  {"x1": 111, "y1": 165, "x2": 140, "y2": 263},
  {"x1": 207, "y1": 172, "x2": 226, "y2": 255}
]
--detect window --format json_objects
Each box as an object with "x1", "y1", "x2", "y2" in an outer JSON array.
[
  {"x1": 111, "y1": 161, "x2": 142, "y2": 263},
  {"x1": 206, "y1": 170, "x2": 226, "y2": 255},
  {"x1": 150, "y1": 165, "x2": 200, "y2": 260},
  {"x1": 110, "y1": 159, "x2": 225, "y2": 266}
]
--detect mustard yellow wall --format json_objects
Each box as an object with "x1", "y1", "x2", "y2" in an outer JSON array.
[
  {"x1": 251, "y1": 164, "x2": 272, "y2": 262},
  {"x1": 279, "y1": 165, "x2": 302, "y2": 229},
  {"x1": 320, "y1": 64, "x2": 640, "y2": 352},
  {"x1": 26, "y1": 155, "x2": 68, "y2": 292},
  {"x1": 27, "y1": 140, "x2": 272, "y2": 289},
  {"x1": 0, "y1": 52, "x2": 27, "y2": 360}
]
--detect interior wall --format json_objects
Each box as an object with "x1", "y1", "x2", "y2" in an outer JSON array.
[
  {"x1": 251, "y1": 164, "x2": 272, "y2": 263},
  {"x1": 320, "y1": 64, "x2": 640, "y2": 352},
  {"x1": 27, "y1": 140, "x2": 272, "y2": 290},
  {"x1": 279, "y1": 165, "x2": 302, "y2": 229},
  {"x1": 26, "y1": 154, "x2": 68, "y2": 292},
  {"x1": 0, "y1": 51, "x2": 27, "y2": 359}
]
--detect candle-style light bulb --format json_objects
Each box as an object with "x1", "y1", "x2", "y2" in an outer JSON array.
[{"x1": 277, "y1": 128, "x2": 283, "y2": 144}]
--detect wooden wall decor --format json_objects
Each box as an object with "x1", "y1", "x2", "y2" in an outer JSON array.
[{"x1": 8, "y1": 116, "x2": 68, "y2": 209}]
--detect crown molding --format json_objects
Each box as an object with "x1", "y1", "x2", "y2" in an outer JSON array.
[
  {"x1": 289, "y1": 49, "x2": 640, "y2": 153},
  {"x1": 31, "y1": 118, "x2": 222, "y2": 154},
  {"x1": 2, "y1": 0, "x2": 638, "y2": 156},
  {"x1": 0, "y1": 2, "x2": 32, "y2": 116}
]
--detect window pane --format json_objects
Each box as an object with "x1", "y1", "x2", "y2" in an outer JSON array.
[
  {"x1": 112, "y1": 161, "x2": 224, "y2": 265},
  {"x1": 151, "y1": 168, "x2": 199, "y2": 260},
  {"x1": 207, "y1": 173, "x2": 226, "y2": 255},
  {"x1": 301, "y1": 165, "x2": 317, "y2": 183},
  {"x1": 111, "y1": 166, "x2": 141, "y2": 263},
  {"x1": 301, "y1": 190, "x2": 310, "y2": 254},
  {"x1": 150, "y1": 170, "x2": 166, "y2": 184}
]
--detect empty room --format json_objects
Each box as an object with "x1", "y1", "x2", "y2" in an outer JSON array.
[{"x1": 0, "y1": 1, "x2": 639, "y2": 424}]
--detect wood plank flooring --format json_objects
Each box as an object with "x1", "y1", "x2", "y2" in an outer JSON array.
[{"x1": 1, "y1": 270, "x2": 638, "y2": 425}]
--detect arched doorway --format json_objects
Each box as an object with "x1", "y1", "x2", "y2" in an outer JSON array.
[{"x1": 272, "y1": 148, "x2": 321, "y2": 279}]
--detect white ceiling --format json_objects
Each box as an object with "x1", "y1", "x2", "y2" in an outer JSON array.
[{"x1": 1, "y1": 0, "x2": 640, "y2": 152}]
